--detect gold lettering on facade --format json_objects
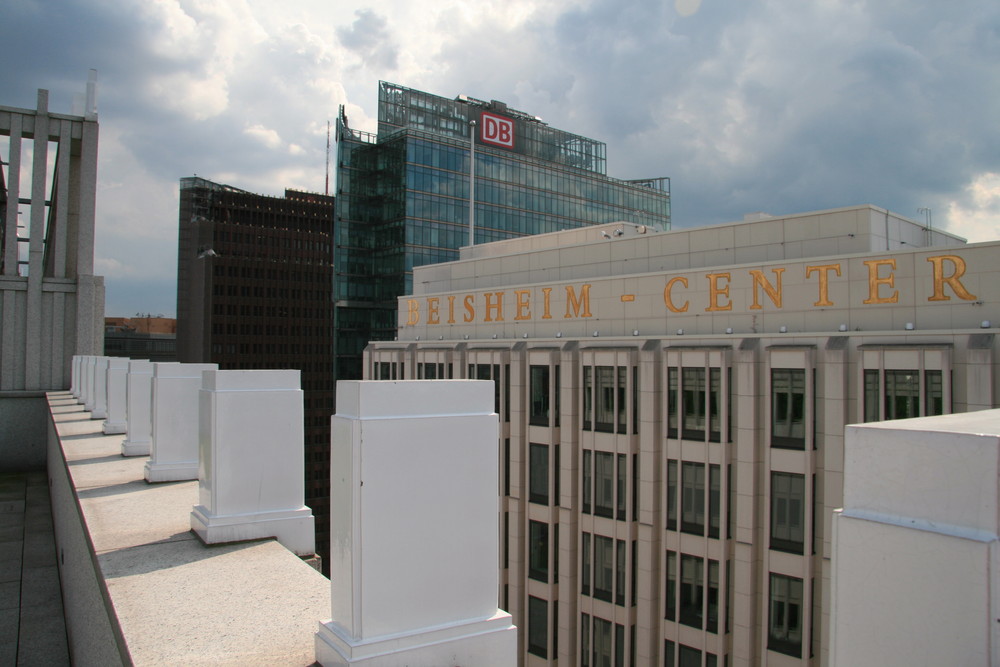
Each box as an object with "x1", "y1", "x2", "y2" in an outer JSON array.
[
  {"x1": 749, "y1": 268, "x2": 785, "y2": 310},
  {"x1": 863, "y1": 259, "x2": 899, "y2": 304},
  {"x1": 621, "y1": 295, "x2": 635, "y2": 302},
  {"x1": 463, "y1": 294, "x2": 475, "y2": 322},
  {"x1": 541, "y1": 287, "x2": 553, "y2": 319},
  {"x1": 447, "y1": 295, "x2": 456, "y2": 324},
  {"x1": 664, "y1": 277, "x2": 689, "y2": 313},
  {"x1": 927, "y1": 255, "x2": 977, "y2": 301},
  {"x1": 427, "y1": 297, "x2": 440, "y2": 325},
  {"x1": 806, "y1": 264, "x2": 841, "y2": 306},
  {"x1": 514, "y1": 290, "x2": 532, "y2": 320},
  {"x1": 705, "y1": 273, "x2": 732, "y2": 312},
  {"x1": 406, "y1": 299, "x2": 419, "y2": 326},
  {"x1": 484, "y1": 292, "x2": 504, "y2": 322},
  {"x1": 564, "y1": 284, "x2": 593, "y2": 319}
]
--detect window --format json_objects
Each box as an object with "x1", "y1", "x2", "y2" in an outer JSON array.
[
  {"x1": 769, "y1": 574, "x2": 804, "y2": 657},
  {"x1": 530, "y1": 365, "x2": 550, "y2": 426},
  {"x1": 594, "y1": 536, "x2": 614, "y2": 602},
  {"x1": 771, "y1": 472, "x2": 805, "y2": 554},
  {"x1": 708, "y1": 464, "x2": 721, "y2": 539},
  {"x1": 529, "y1": 443, "x2": 548, "y2": 505},
  {"x1": 864, "y1": 362, "x2": 947, "y2": 423},
  {"x1": 529, "y1": 521, "x2": 549, "y2": 582},
  {"x1": 666, "y1": 459, "x2": 678, "y2": 530},
  {"x1": 583, "y1": 450, "x2": 592, "y2": 514},
  {"x1": 678, "y1": 645, "x2": 701, "y2": 667},
  {"x1": 585, "y1": 364, "x2": 634, "y2": 434},
  {"x1": 707, "y1": 559, "x2": 719, "y2": 633},
  {"x1": 885, "y1": 369, "x2": 919, "y2": 420},
  {"x1": 771, "y1": 369, "x2": 806, "y2": 449},
  {"x1": 863, "y1": 369, "x2": 880, "y2": 422},
  {"x1": 679, "y1": 554, "x2": 703, "y2": 629},
  {"x1": 681, "y1": 462, "x2": 705, "y2": 535},
  {"x1": 667, "y1": 368, "x2": 678, "y2": 438},
  {"x1": 582, "y1": 613, "x2": 591, "y2": 667},
  {"x1": 665, "y1": 550, "x2": 677, "y2": 621},
  {"x1": 617, "y1": 454, "x2": 627, "y2": 521},
  {"x1": 584, "y1": 366, "x2": 593, "y2": 430},
  {"x1": 528, "y1": 596, "x2": 548, "y2": 658},
  {"x1": 681, "y1": 368, "x2": 706, "y2": 440},
  {"x1": 596, "y1": 366, "x2": 616, "y2": 432},
  {"x1": 925, "y1": 370, "x2": 943, "y2": 416},
  {"x1": 615, "y1": 623, "x2": 625, "y2": 667},
  {"x1": 582, "y1": 532, "x2": 591, "y2": 596},
  {"x1": 595, "y1": 452, "x2": 615, "y2": 518},
  {"x1": 594, "y1": 617, "x2": 612, "y2": 667},
  {"x1": 615, "y1": 540, "x2": 626, "y2": 606}
]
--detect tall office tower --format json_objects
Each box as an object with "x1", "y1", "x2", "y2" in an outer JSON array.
[
  {"x1": 175, "y1": 177, "x2": 335, "y2": 566},
  {"x1": 365, "y1": 206, "x2": 1000, "y2": 666},
  {"x1": 333, "y1": 81, "x2": 671, "y2": 384}
]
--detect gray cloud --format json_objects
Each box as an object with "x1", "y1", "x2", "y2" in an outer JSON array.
[{"x1": 336, "y1": 9, "x2": 398, "y2": 71}]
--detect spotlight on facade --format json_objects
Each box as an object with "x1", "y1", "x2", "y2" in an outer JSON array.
[
  {"x1": 779, "y1": 325, "x2": 788, "y2": 333},
  {"x1": 725, "y1": 327, "x2": 733, "y2": 334},
  {"x1": 439, "y1": 335, "x2": 444, "y2": 340},
  {"x1": 556, "y1": 332, "x2": 563, "y2": 338},
  {"x1": 492, "y1": 334, "x2": 498, "y2": 339},
  {"x1": 592, "y1": 331, "x2": 600, "y2": 337},
  {"x1": 415, "y1": 336, "x2": 420, "y2": 341},
  {"x1": 838, "y1": 324, "x2": 848, "y2": 332},
  {"x1": 613, "y1": 228, "x2": 624, "y2": 237},
  {"x1": 523, "y1": 333, "x2": 528, "y2": 339},
  {"x1": 632, "y1": 329, "x2": 639, "y2": 336},
  {"x1": 905, "y1": 322, "x2": 915, "y2": 330},
  {"x1": 463, "y1": 334, "x2": 469, "y2": 340},
  {"x1": 982, "y1": 320, "x2": 992, "y2": 329},
  {"x1": 601, "y1": 231, "x2": 611, "y2": 239},
  {"x1": 676, "y1": 329, "x2": 684, "y2": 335}
]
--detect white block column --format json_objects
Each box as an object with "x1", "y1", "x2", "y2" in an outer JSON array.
[
  {"x1": 90, "y1": 356, "x2": 110, "y2": 419},
  {"x1": 81, "y1": 355, "x2": 95, "y2": 408},
  {"x1": 70, "y1": 355, "x2": 81, "y2": 397},
  {"x1": 102, "y1": 357, "x2": 129, "y2": 434},
  {"x1": 144, "y1": 362, "x2": 217, "y2": 483},
  {"x1": 190, "y1": 369, "x2": 315, "y2": 556},
  {"x1": 315, "y1": 380, "x2": 516, "y2": 667},
  {"x1": 122, "y1": 359, "x2": 156, "y2": 457}
]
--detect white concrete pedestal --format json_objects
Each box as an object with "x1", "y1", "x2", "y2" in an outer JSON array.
[
  {"x1": 82, "y1": 356, "x2": 96, "y2": 409},
  {"x1": 190, "y1": 370, "x2": 315, "y2": 556},
  {"x1": 90, "y1": 356, "x2": 110, "y2": 420},
  {"x1": 70, "y1": 355, "x2": 81, "y2": 398},
  {"x1": 144, "y1": 362, "x2": 217, "y2": 483},
  {"x1": 102, "y1": 358, "x2": 129, "y2": 434},
  {"x1": 122, "y1": 359, "x2": 156, "y2": 456},
  {"x1": 315, "y1": 380, "x2": 516, "y2": 667}
]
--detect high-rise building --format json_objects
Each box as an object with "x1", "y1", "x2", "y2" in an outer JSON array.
[
  {"x1": 364, "y1": 205, "x2": 1000, "y2": 666},
  {"x1": 175, "y1": 177, "x2": 335, "y2": 565},
  {"x1": 333, "y1": 81, "x2": 671, "y2": 384}
]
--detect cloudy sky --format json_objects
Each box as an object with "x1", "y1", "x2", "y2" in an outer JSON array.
[{"x1": 2, "y1": 0, "x2": 998, "y2": 317}]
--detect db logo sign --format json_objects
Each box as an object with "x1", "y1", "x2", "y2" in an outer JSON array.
[{"x1": 480, "y1": 112, "x2": 515, "y2": 149}]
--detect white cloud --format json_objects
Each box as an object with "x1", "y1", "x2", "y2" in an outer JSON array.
[
  {"x1": 244, "y1": 123, "x2": 282, "y2": 149},
  {"x1": 945, "y1": 173, "x2": 1000, "y2": 243}
]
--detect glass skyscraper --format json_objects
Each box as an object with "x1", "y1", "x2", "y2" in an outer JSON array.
[{"x1": 334, "y1": 81, "x2": 671, "y2": 381}]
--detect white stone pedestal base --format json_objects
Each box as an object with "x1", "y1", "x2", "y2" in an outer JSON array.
[
  {"x1": 315, "y1": 612, "x2": 516, "y2": 667},
  {"x1": 190, "y1": 505, "x2": 315, "y2": 556},
  {"x1": 121, "y1": 440, "x2": 150, "y2": 457},
  {"x1": 144, "y1": 460, "x2": 198, "y2": 483}
]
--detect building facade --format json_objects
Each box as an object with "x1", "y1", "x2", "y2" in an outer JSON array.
[
  {"x1": 334, "y1": 81, "x2": 671, "y2": 384},
  {"x1": 175, "y1": 177, "x2": 335, "y2": 566},
  {"x1": 364, "y1": 205, "x2": 999, "y2": 666},
  {"x1": 104, "y1": 316, "x2": 176, "y2": 361}
]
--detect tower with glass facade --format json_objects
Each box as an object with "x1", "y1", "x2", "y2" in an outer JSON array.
[{"x1": 333, "y1": 81, "x2": 671, "y2": 383}]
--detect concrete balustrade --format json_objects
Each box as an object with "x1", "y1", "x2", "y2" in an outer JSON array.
[
  {"x1": 315, "y1": 380, "x2": 516, "y2": 666},
  {"x1": 121, "y1": 360, "x2": 156, "y2": 457},
  {"x1": 81, "y1": 356, "x2": 96, "y2": 408},
  {"x1": 102, "y1": 358, "x2": 129, "y2": 435},
  {"x1": 70, "y1": 356, "x2": 81, "y2": 398},
  {"x1": 144, "y1": 362, "x2": 217, "y2": 483},
  {"x1": 91, "y1": 357, "x2": 110, "y2": 420},
  {"x1": 190, "y1": 369, "x2": 315, "y2": 556}
]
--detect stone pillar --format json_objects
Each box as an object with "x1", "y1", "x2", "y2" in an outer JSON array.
[
  {"x1": 315, "y1": 380, "x2": 516, "y2": 666},
  {"x1": 121, "y1": 359, "x2": 156, "y2": 457},
  {"x1": 144, "y1": 362, "x2": 217, "y2": 483},
  {"x1": 102, "y1": 357, "x2": 129, "y2": 434},
  {"x1": 90, "y1": 356, "x2": 109, "y2": 419},
  {"x1": 81, "y1": 355, "x2": 95, "y2": 408},
  {"x1": 70, "y1": 355, "x2": 81, "y2": 398},
  {"x1": 190, "y1": 369, "x2": 315, "y2": 556}
]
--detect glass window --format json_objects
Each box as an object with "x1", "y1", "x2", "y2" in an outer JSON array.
[
  {"x1": 617, "y1": 366, "x2": 627, "y2": 433},
  {"x1": 707, "y1": 560, "x2": 720, "y2": 634},
  {"x1": 682, "y1": 368, "x2": 706, "y2": 440},
  {"x1": 617, "y1": 454, "x2": 627, "y2": 521},
  {"x1": 594, "y1": 535, "x2": 614, "y2": 602},
  {"x1": 528, "y1": 595, "x2": 548, "y2": 658},
  {"x1": 529, "y1": 520, "x2": 549, "y2": 582},
  {"x1": 885, "y1": 369, "x2": 919, "y2": 420},
  {"x1": 582, "y1": 532, "x2": 592, "y2": 596},
  {"x1": 679, "y1": 645, "x2": 701, "y2": 667},
  {"x1": 596, "y1": 366, "x2": 616, "y2": 432},
  {"x1": 584, "y1": 366, "x2": 593, "y2": 430},
  {"x1": 709, "y1": 368, "x2": 722, "y2": 441},
  {"x1": 594, "y1": 617, "x2": 612, "y2": 667},
  {"x1": 863, "y1": 369, "x2": 880, "y2": 422},
  {"x1": 530, "y1": 443, "x2": 549, "y2": 505},
  {"x1": 771, "y1": 472, "x2": 805, "y2": 554},
  {"x1": 768, "y1": 574, "x2": 804, "y2": 657},
  {"x1": 615, "y1": 623, "x2": 625, "y2": 667},
  {"x1": 772, "y1": 369, "x2": 806, "y2": 449},
  {"x1": 595, "y1": 452, "x2": 615, "y2": 518},
  {"x1": 664, "y1": 640, "x2": 675, "y2": 667},
  {"x1": 709, "y1": 464, "x2": 721, "y2": 539},
  {"x1": 666, "y1": 459, "x2": 678, "y2": 530},
  {"x1": 530, "y1": 365, "x2": 550, "y2": 426},
  {"x1": 925, "y1": 369, "x2": 943, "y2": 416},
  {"x1": 679, "y1": 554, "x2": 704, "y2": 629},
  {"x1": 667, "y1": 367, "x2": 678, "y2": 438},
  {"x1": 583, "y1": 450, "x2": 592, "y2": 514},
  {"x1": 582, "y1": 614, "x2": 591, "y2": 667},
  {"x1": 665, "y1": 550, "x2": 677, "y2": 621},
  {"x1": 681, "y1": 462, "x2": 705, "y2": 535},
  {"x1": 615, "y1": 540, "x2": 626, "y2": 606}
]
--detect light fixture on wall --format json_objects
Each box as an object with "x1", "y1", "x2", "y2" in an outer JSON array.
[
  {"x1": 632, "y1": 329, "x2": 639, "y2": 336},
  {"x1": 492, "y1": 334, "x2": 498, "y2": 339},
  {"x1": 982, "y1": 320, "x2": 992, "y2": 329},
  {"x1": 838, "y1": 324, "x2": 848, "y2": 332},
  {"x1": 592, "y1": 331, "x2": 600, "y2": 337},
  {"x1": 725, "y1": 327, "x2": 733, "y2": 334},
  {"x1": 779, "y1": 325, "x2": 788, "y2": 333},
  {"x1": 522, "y1": 333, "x2": 528, "y2": 339},
  {"x1": 676, "y1": 329, "x2": 684, "y2": 335},
  {"x1": 904, "y1": 322, "x2": 915, "y2": 330},
  {"x1": 556, "y1": 332, "x2": 563, "y2": 338}
]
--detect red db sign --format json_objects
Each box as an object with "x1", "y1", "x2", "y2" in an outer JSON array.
[{"x1": 480, "y1": 112, "x2": 514, "y2": 149}]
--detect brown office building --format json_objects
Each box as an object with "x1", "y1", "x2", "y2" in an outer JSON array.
[{"x1": 176, "y1": 176, "x2": 334, "y2": 567}]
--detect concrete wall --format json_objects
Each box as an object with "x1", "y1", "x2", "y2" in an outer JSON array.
[{"x1": 0, "y1": 393, "x2": 48, "y2": 469}]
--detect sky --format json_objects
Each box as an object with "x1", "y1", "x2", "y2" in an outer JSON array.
[{"x1": 2, "y1": 0, "x2": 998, "y2": 317}]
